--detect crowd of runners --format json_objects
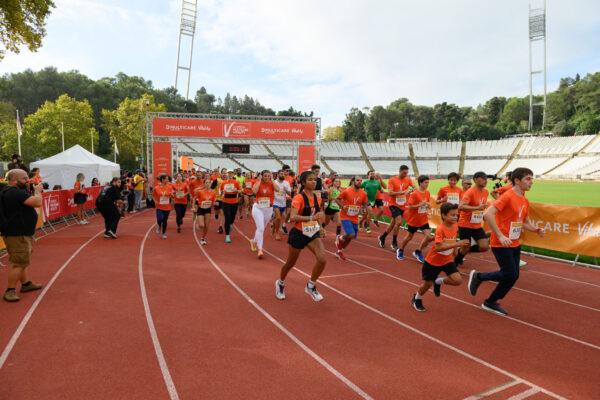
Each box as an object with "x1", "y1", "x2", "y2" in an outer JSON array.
[{"x1": 129, "y1": 163, "x2": 545, "y2": 317}]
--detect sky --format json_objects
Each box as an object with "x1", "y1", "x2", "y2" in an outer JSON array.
[{"x1": 2, "y1": 0, "x2": 600, "y2": 128}]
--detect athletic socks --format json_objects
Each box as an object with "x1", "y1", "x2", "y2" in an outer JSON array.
[
  {"x1": 415, "y1": 292, "x2": 422, "y2": 300},
  {"x1": 336, "y1": 226, "x2": 341, "y2": 235},
  {"x1": 381, "y1": 231, "x2": 388, "y2": 239},
  {"x1": 307, "y1": 280, "x2": 316, "y2": 289},
  {"x1": 435, "y1": 278, "x2": 444, "y2": 285},
  {"x1": 455, "y1": 252, "x2": 465, "y2": 264},
  {"x1": 392, "y1": 234, "x2": 398, "y2": 245}
]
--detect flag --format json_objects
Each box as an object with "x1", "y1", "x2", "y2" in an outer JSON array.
[
  {"x1": 16, "y1": 113, "x2": 22, "y2": 136},
  {"x1": 114, "y1": 140, "x2": 119, "y2": 155}
]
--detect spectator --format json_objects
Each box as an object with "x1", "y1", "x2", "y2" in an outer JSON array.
[
  {"x1": 125, "y1": 172, "x2": 135, "y2": 213},
  {"x1": 91, "y1": 178, "x2": 100, "y2": 186},
  {"x1": 7, "y1": 154, "x2": 29, "y2": 173},
  {"x1": 52, "y1": 185, "x2": 62, "y2": 191},
  {"x1": 1, "y1": 169, "x2": 43, "y2": 302},
  {"x1": 73, "y1": 173, "x2": 88, "y2": 225},
  {"x1": 96, "y1": 177, "x2": 124, "y2": 239},
  {"x1": 30, "y1": 168, "x2": 42, "y2": 184},
  {"x1": 133, "y1": 169, "x2": 146, "y2": 212}
]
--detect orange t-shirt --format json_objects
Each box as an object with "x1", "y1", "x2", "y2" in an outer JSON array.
[
  {"x1": 31, "y1": 175, "x2": 42, "y2": 184},
  {"x1": 375, "y1": 178, "x2": 384, "y2": 200},
  {"x1": 436, "y1": 185, "x2": 462, "y2": 205},
  {"x1": 489, "y1": 190, "x2": 529, "y2": 248},
  {"x1": 458, "y1": 187, "x2": 489, "y2": 229},
  {"x1": 285, "y1": 176, "x2": 296, "y2": 200},
  {"x1": 406, "y1": 189, "x2": 430, "y2": 227},
  {"x1": 189, "y1": 179, "x2": 204, "y2": 194},
  {"x1": 220, "y1": 179, "x2": 241, "y2": 204},
  {"x1": 291, "y1": 192, "x2": 322, "y2": 231},
  {"x1": 210, "y1": 174, "x2": 219, "y2": 181},
  {"x1": 74, "y1": 181, "x2": 86, "y2": 194},
  {"x1": 425, "y1": 223, "x2": 458, "y2": 266},
  {"x1": 244, "y1": 179, "x2": 257, "y2": 195},
  {"x1": 153, "y1": 185, "x2": 174, "y2": 211},
  {"x1": 338, "y1": 188, "x2": 368, "y2": 224},
  {"x1": 195, "y1": 189, "x2": 216, "y2": 209},
  {"x1": 497, "y1": 184, "x2": 513, "y2": 195},
  {"x1": 254, "y1": 181, "x2": 275, "y2": 206},
  {"x1": 388, "y1": 176, "x2": 413, "y2": 209},
  {"x1": 172, "y1": 182, "x2": 189, "y2": 205}
]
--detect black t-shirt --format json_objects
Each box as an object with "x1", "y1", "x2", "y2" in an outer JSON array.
[
  {"x1": 1, "y1": 186, "x2": 38, "y2": 236},
  {"x1": 97, "y1": 185, "x2": 121, "y2": 207}
]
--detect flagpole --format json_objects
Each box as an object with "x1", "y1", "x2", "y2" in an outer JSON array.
[
  {"x1": 91, "y1": 129, "x2": 94, "y2": 153},
  {"x1": 16, "y1": 110, "x2": 22, "y2": 155},
  {"x1": 61, "y1": 122, "x2": 65, "y2": 152}
]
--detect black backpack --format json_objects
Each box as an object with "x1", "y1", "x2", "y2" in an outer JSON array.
[{"x1": 95, "y1": 186, "x2": 111, "y2": 208}]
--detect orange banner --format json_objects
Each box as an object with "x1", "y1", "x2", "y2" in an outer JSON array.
[
  {"x1": 153, "y1": 118, "x2": 316, "y2": 141},
  {"x1": 153, "y1": 142, "x2": 172, "y2": 183},
  {"x1": 297, "y1": 145, "x2": 315, "y2": 173}
]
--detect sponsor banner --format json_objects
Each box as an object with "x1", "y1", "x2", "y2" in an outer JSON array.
[
  {"x1": 153, "y1": 118, "x2": 316, "y2": 141},
  {"x1": 297, "y1": 145, "x2": 315, "y2": 173},
  {"x1": 153, "y1": 142, "x2": 172, "y2": 183},
  {"x1": 42, "y1": 187, "x2": 103, "y2": 221}
]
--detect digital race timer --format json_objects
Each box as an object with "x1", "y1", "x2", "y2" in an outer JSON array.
[{"x1": 222, "y1": 144, "x2": 250, "y2": 154}]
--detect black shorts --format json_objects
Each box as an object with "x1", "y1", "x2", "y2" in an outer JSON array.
[
  {"x1": 197, "y1": 208, "x2": 212, "y2": 216},
  {"x1": 287, "y1": 227, "x2": 321, "y2": 250},
  {"x1": 325, "y1": 207, "x2": 340, "y2": 216},
  {"x1": 389, "y1": 206, "x2": 404, "y2": 219},
  {"x1": 74, "y1": 193, "x2": 87, "y2": 204},
  {"x1": 214, "y1": 200, "x2": 223, "y2": 211},
  {"x1": 458, "y1": 227, "x2": 487, "y2": 242},
  {"x1": 373, "y1": 199, "x2": 384, "y2": 208},
  {"x1": 422, "y1": 261, "x2": 458, "y2": 281},
  {"x1": 407, "y1": 223, "x2": 430, "y2": 234}
]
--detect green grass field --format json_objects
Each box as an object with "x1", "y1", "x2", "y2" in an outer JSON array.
[{"x1": 340, "y1": 179, "x2": 599, "y2": 207}]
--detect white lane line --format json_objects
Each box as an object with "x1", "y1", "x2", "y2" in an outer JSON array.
[
  {"x1": 462, "y1": 379, "x2": 520, "y2": 400},
  {"x1": 194, "y1": 227, "x2": 373, "y2": 400},
  {"x1": 507, "y1": 388, "x2": 541, "y2": 399},
  {"x1": 0, "y1": 229, "x2": 104, "y2": 370},
  {"x1": 320, "y1": 271, "x2": 379, "y2": 279},
  {"x1": 233, "y1": 226, "x2": 567, "y2": 400},
  {"x1": 138, "y1": 224, "x2": 180, "y2": 400}
]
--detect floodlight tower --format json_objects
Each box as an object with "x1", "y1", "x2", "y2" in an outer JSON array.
[
  {"x1": 174, "y1": 0, "x2": 198, "y2": 100},
  {"x1": 528, "y1": 0, "x2": 547, "y2": 132}
]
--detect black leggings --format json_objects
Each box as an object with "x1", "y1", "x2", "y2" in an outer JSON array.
[
  {"x1": 174, "y1": 203, "x2": 187, "y2": 227},
  {"x1": 99, "y1": 205, "x2": 120, "y2": 234},
  {"x1": 222, "y1": 202, "x2": 237, "y2": 235}
]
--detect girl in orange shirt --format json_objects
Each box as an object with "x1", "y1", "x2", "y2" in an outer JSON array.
[
  {"x1": 243, "y1": 171, "x2": 257, "y2": 219},
  {"x1": 152, "y1": 174, "x2": 174, "y2": 239},
  {"x1": 172, "y1": 173, "x2": 190, "y2": 233},
  {"x1": 74, "y1": 173, "x2": 88, "y2": 224},
  {"x1": 193, "y1": 178, "x2": 216, "y2": 245},
  {"x1": 250, "y1": 170, "x2": 280, "y2": 259}
]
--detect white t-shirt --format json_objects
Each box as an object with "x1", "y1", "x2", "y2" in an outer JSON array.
[{"x1": 273, "y1": 180, "x2": 291, "y2": 208}]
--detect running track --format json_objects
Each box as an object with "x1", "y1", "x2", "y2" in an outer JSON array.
[{"x1": 0, "y1": 210, "x2": 598, "y2": 399}]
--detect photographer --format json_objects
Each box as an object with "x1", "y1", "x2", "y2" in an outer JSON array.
[
  {"x1": 1, "y1": 169, "x2": 43, "y2": 302},
  {"x1": 7, "y1": 154, "x2": 29, "y2": 173},
  {"x1": 96, "y1": 178, "x2": 125, "y2": 239},
  {"x1": 491, "y1": 171, "x2": 513, "y2": 200}
]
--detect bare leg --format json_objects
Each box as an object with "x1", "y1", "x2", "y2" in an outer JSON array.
[
  {"x1": 306, "y1": 239, "x2": 327, "y2": 282},
  {"x1": 280, "y1": 246, "x2": 302, "y2": 281}
]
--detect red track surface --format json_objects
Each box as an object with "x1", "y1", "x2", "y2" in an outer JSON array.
[{"x1": 0, "y1": 210, "x2": 598, "y2": 399}]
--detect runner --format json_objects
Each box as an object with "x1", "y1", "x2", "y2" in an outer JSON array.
[
  {"x1": 468, "y1": 168, "x2": 545, "y2": 316},
  {"x1": 172, "y1": 173, "x2": 189, "y2": 233},
  {"x1": 396, "y1": 175, "x2": 433, "y2": 262},
  {"x1": 323, "y1": 177, "x2": 342, "y2": 236},
  {"x1": 152, "y1": 174, "x2": 174, "y2": 239},
  {"x1": 436, "y1": 172, "x2": 463, "y2": 205},
  {"x1": 211, "y1": 168, "x2": 227, "y2": 234},
  {"x1": 334, "y1": 175, "x2": 370, "y2": 260},
  {"x1": 220, "y1": 170, "x2": 242, "y2": 243},
  {"x1": 282, "y1": 164, "x2": 297, "y2": 234},
  {"x1": 243, "y1": 172, "x2": 256, "y2": 218},
  {"x1": 250, "y1": 170, "x2": 281, "y2": 259},
  {"x1": 378, "y1": 165, "x2": 415, "y2": 250},
  {"x1": 73, "y1": 173, "x2": 88, "y2": 224},
  {"x1": 360, "y1": 170, "x2": 383, "y2": 234},
  {"x1": 461, "y1": 177, "x2": 472, "y2": 193},
  {"x1": 193, "y1": 178, "x2": 216, "y2": 245},
  {"x1": 272, "y1": 169, "x2": 291, "y2": 241},
  {"x1": 411, "y1": 202, "x2": 469, "y2": 311},
  {"x1": 235, "y1": 168, "x2": 246, "y2": 219},
  {"x1": 491, "y1": 171, "x2": 513, "y2": 200},
  {"x1": 276, "y1": 170, "x2": 327, "y2": 302},
  {"x1": 189, "y1": 170, "x2": 204, "y2": 196},
  {"x1": 455, "y1": 171, "x2": 490, "y2": 265},
  {"x1": 371, "y1": 171, "x2": 387, "y2": 227}
]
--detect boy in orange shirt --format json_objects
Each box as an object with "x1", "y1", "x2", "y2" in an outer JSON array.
[
  {"x1": 334, "y1": 175, "x2": 370, "y2": 260},
  {"x1": 436, "y1": 172, "x2": 462, "y2": 205},
  {"x1": 378, "y1": 165, "x2": 415, "y2": 250},
  {"x1": 455, "y1": 171, "x2": 490, "y2": 265},
  {"x1": 396, "y1": 175, "x2": 433, "y2": 262},
  {"x1": 411, "y1": 203, "x2": 470, "y2": 312},
  {"x1": 468, "y1": 167, "x2": 545, "y2": 316}
]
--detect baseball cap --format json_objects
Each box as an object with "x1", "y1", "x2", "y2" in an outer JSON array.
[
  {"x1": 135, "y1": 169, "x2": 142, "y2": 173},
  {"x1": 473, "y1": 171, "x2": 487, "y2": 179}
]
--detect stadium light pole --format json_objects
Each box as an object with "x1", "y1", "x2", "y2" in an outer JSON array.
[
  {"x1": 528, "y1": 0, "x2": 547, "y2": 132},
  {"x1": 140, "y1": 99, "x2": 149, "y2": 169}
]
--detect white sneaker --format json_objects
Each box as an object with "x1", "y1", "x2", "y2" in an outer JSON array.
[
  {"x1": 200, "y1": 238, "x2": 207, "y2": 245},
  {"x1": 162, "y1": 234, "x2": 167, "y2": 239},
  {"x1": 275, "y1": 280, "x2": 285, "y2": 300},
  {"x1": 156, "y1": 228, "x2": 161, "y2": 234},
  {"x1": 107, "y1": 230, "x2": 117, "y2": 239},
  {"x1": 305, "y1": 283, "x2": 323, "y2": 302}
]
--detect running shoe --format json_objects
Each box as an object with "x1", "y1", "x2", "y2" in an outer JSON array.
[
  {"x1": 156, "y1": 227, "x2": 161, "y2": 234},
  {"x1": 107, "y1": 230, "x2": 117, "y2": 239},
  {"x1": 177, "y1": 227, "x2": 181, "y2": 233},
  {"x1": 390, "y1": 242, "x2": 398, "y2": 251},
  {"x1": 104, "y1": 234, "x2": 111, "y2": 238},
  {"x1": 246, "y1": 212, "x2": 249, "y2": 218},
  {"x1": 335, "y1": 250, "x2": 345, "y2": 260},
  {"x1": 3, "y1": 289, "x2": 19, "y2": 302},
  {"x1": 366, "y1": 226, "x2": 371, "y2": 234},
  {"x1": 433, "y1": 282, "x2": 441, "y2": 297},
  {"x1": 373, "y1": 220, "x2": 379, "y2": 227},
  {"x1": 468, "y1": 270, "x2": 482, "y2": 296},
  {"x1": 81, "y1": 220, "x2": 89, "y2": 225},
  {"x1": 282, "y1": 225, "x2": 288, "y2": 234},
  {"x1": 411, "y1": 294, "x2": 426, "y2": 312},
  {"x1": 250, "y1": 239, "x2": 257, "y2": 252},
  {"x1": 218, "y1": 226, "x2": 223, "y2": 234},
  {"x1": 519, "y1": 259, "x2": 527, "y2": 267},
  {"x1": 20, "y1": 282, "x2": 43, "y2": 293},
  {"x1": 225, "y1": 235, "x2": 231, "y2": 243},
  {"x1": 257, "y1": 250, "x2": 264, "y2": 259},
  {"x1": 396, "y1": 249, "x2": 404, "y2": 260},
  {"x1": 275, "y1": 280, "x2": 285, "y2": 300},
  {"x1": 305, "y1": 283, "x2": 323, "y2": 302},
  {"x1": 162, "y1": 234, "x2": 167, "y2": 239},
  {"x1": 378, "y1": 235, "x2": 385, "y2": 248},
  {"x1": 335, "y1": 235, "x2": 343, "y2": 250},
  {"x1": 413, "y1": 250, "x2": 425, "y2": 263},
  {"x1": 482, "y1": 299, "x2": 508, "y2": 316},
  {"x1": 200, "y1": 238, "x2": 207, "y2": 245},
  {"x1": 239, "y1": 214, "x2": 243, "y2": 220}
]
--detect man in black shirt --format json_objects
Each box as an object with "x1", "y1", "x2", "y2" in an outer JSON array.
[
  {"x1": 1, "y1": 169, "x2": 43, "y2": 302},
  {"x1": 96, "y1": 178, "x2": 124, "y2": 238}
]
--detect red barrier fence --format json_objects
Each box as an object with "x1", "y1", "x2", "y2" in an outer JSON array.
[{"x1": 41, "y1": 186, "x2": 103, "y2": 221}]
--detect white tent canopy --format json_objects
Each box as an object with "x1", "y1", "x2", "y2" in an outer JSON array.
[{"x1": 31, "y1": 145, "x2": 120, "y2": 190}]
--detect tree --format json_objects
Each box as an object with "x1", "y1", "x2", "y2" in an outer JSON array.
[
  {"x1": 322, "y1": 126, "x2": 344, "y2": 141},
  {"x1": 500, "y1": 97, "x2": 529, "y2": 126},
  {"x1": 552, "y1": 120, "x2": 573, "y2": 136},
  {"x1": 484, "y1": 97, "x2": 507, "y2": 125},
  {"x1": 0, "y1": 0, "x2": 55, "y2": 60},
  {"x1": 342, "y1": 108, "x2": 367, "y2": 141}
]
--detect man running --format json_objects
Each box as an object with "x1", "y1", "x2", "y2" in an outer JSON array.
[
  {"x1": 282, "y1": 164, "x2": 296, "y2": 234},
  {"x1": 455, "y1": 171, "x2": 490, "y2": 265},
  {"x1": 234, "y1": 168, "x2": 246, "y2": 219},
  {"x1": 272, "y1": 169, "x2": 291, "y2": 240},
  {"x1": 396, "y1": 175, "x2": 433, "y2": 262},
  {"x1": 468, "y1": 167, "x2": 545, "y2": 316},
  {"x1": 211, "y1": 168, "x2": 227, "y2": 234},
  {"x1": 378, "y1": 165, "x2": 415, "y2": 250},
  {"x1": 334, "y1": 176, "x2": 370, "y2": 260},
  {"x1": 360, "y1": 170, "x2": 383, "y2": 234}
]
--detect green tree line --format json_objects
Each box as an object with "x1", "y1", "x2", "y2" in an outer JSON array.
[{"x1": 330, "y1": 72, "x2": 600, "y2": 142}]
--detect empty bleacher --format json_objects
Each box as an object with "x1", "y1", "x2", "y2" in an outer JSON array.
[
  {"x1": 518, "y1": 135, "x2": 594, "y2": 155},
  {"x1": 550, "y1": 156, "x2": 600, "y2": 176},
  {"x1": 370, "y1": 160, "x2": 412, "y2": 175},
  {"x1": 505, "y1": 157, "x2": 568, "y2": 175},
  {"x1": 465, "y1": 139, "x2": 519, "y2": 157},
  {"x1": 324, "y1": 159, "x2": 369, "y2": 175},
  {"x1": 412, "y1": 142, "x2": 461, "y2": 157},
  {"x1": 463, "y1": 159, "x2": 507, "y2": 176},
  {"x1": 321, "y1": 142, "x2": 362, "y2": 158},
  {"x1": 362, "y1": 142, "x2": 410, "y2": 158}
]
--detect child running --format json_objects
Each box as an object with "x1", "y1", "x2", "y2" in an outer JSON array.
[
  {"x1": 276, "y1": 170, "x2": 326, "y2": 302},
  {"x1": 250, "y1": 170, "x2": 280, "y2": 259},
  {"x1": 396, "y1": 175, "x2": 433, "y2": 262},
  {"x1": 334, "y1": 175, "x2": 370, "y2": 260},
  {"x1": 193, "y1": 178, "x2": 216, "y2": 245},
  {"x1": 436, "y1": 172, "x2": 463, "y2": 205},
  {"x1": 455, "y1": 171, "x2": 490, "y2": 265},
  {"x1": 468, "y1": 167, "x2": 545, "y2": 316},
  {"x1": 411, "y1": 203, "x2": 469, "y2": 311},
  {"x1": 379, "y1": 165, "x2": 415, "y2": 250},
  {"x1": 360, "y1": 171, "x2": 384, "y2": 234}
]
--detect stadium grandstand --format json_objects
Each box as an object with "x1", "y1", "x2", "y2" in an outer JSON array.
[{"x1": 183, "y1": 134, "x2": 600, "y2": 179}]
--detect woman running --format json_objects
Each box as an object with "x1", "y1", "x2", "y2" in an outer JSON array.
[
  {"x1": 243, "y1": 171, "x2": 256, "y2": 219},
  {"x1": 276, "y1": 170, "x2": 327, "y2": 302},
  {"x1": 193, "y1": 178, "x2": 216, "y2": 245},
  {"x1": 172, "y1": 173, "x2": 189, "y2": 233},
  {"x1": 250, "y1": 170, "x2": 280, "y2": 259},
  {"x1": 74, "y1": 173, "x2": 88, "y2": 224},
  {"x1": 220, "y1": 170, "x2": 242, "y2": 243},
  {"x1": 323, "y1": 177, "x2": 342, "y2": 236},
  {"x1": 152, "y1": 174, "x2": 174, "y2": 239}
]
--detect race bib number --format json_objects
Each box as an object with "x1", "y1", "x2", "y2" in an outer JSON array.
[
  {"x1": 347, "y1": 205, "x2": 360, "y2": 216},
  {"x1": 257, "y1": 197, "x2": 271, "y2": 208},
  {"x1": 439, "y1": 238, "x2": 456, "y2": 256},
  {"x1": 447, "y1": 193, "x2": 459, "y2": 204},
  {"x1": 224, "y1": 184, "x2": 235, "y2": 193},
  {"x1": 275, "y1": 192, "x2": 286, "y2": 201},
  {"x1": 509, "y1": 221, "x2": 523, "y2": 240},
  {"x1": 175, "y1": 191, "x2": 185, "y2": 198},
  {"x1": 314, "y1": 190, "x2": 321, "y2": 196},
  {"x1": 470, "y1": 211, "x2": 483, "y2": 224},
  {"x1": 159, "y1": 196, "x2": 170, "y2": 205},
  {"x1": 418, "y1": 204, "x2": 428, "y2": 214},
  {"x1": 201, "y1": 200, "x2": 212, "y2": 209},
  {"x1": 301, "y1": 221, "x2": 320, "y2": 237},
  {"x1": 245, "y1": 183, "x2": 252, "y2": 189},
  {"x1": 396, "y1": 196, "x2": 406, "y2": 205}
]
